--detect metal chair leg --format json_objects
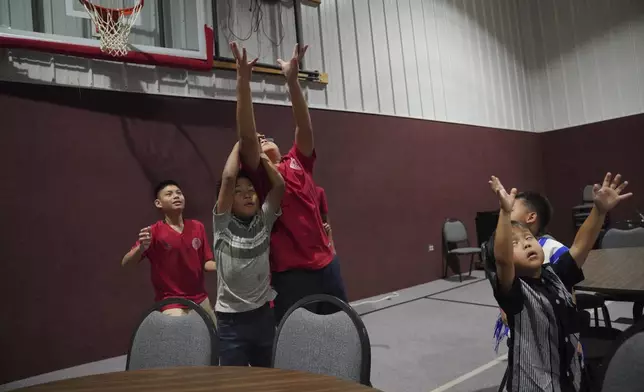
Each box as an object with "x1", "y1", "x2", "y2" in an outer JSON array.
[
  {"x1": 442, "y1": 258, "x2": 446, "y2": 279},
  {"x1": 633, "y1": 302, "x2": 643, "y2": 323},
  {"x1": 498, "y1": 365, "x2": 509, "y2": 392},
  {"x1": 593, "y1": 308, "x2": 599, "y2": 327},
  {"x1": 600, "y1": 305, "x2": 612, "y2": 328},
  {"x1": 469, "y1": 254, "x2": 474, "y2": 277}
]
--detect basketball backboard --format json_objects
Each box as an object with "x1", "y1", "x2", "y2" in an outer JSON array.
[
  {"x1": 0, "y1": 0, "x2": 212, "y2": 67},
  {"x1": 213, "y1": 0, "x2": 299, "y2": 69}
]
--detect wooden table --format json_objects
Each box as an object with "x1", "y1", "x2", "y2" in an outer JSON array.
[
  {"x1": 575, "y1": 247, "x2": 644, "y2": 297},
  {"x1": 18, "y1": 366, "x2": 380, "y2": 391},
  {"x1": 575, "y1": 247, "x2": 644, "y2": 322}
]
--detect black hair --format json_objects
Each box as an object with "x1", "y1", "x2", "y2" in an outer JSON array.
[
  {"x1": 515, "y1": 191, "x2": 553, "y2": 236},
  {"x1": 215, "y1": 170, "x2": 252, "y2": 197},
  {"x1": 154, "y1": 180, "x2": 181, "y2": 199}
]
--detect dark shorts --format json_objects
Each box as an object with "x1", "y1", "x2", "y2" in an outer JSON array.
[
  {"x1": 271, "y1": 255, "x2": 347, "y2": 325},
  {"x1": 216, "y1": 303, "x2": 275, "y2": 367}
]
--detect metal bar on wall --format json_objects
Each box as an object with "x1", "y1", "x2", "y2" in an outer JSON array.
[
  {"x1": 292, "y1": 0, "x2": 304, "y2": 69},
  {"x1": 211, "y1": 0, "x2": 220, "y2": 57},
  {"x1": 157, "y1": 0, "x2": 167, "y2": 48},
  {"x1": 31, "y1": 0, "x2": 43, "y2": 33}
]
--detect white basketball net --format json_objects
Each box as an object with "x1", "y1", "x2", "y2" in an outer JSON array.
[{"x1": 79, "y1": 0, "x2": 143, "y2": 57}]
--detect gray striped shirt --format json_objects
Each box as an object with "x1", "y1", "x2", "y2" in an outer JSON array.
[
  {"x1": 494, "y1": 251, "x2": 585, "y2": 392},
  {"x1": 213, "y1": 200, "x2": 280, "y2": 313}
]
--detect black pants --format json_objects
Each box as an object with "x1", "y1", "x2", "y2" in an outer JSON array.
[
  {"x1": 216, "y1": 303, "x2": 275, "y2": 367},
  {"x1": 272, "y1": 255, "x2": 348, "y2": 325}
]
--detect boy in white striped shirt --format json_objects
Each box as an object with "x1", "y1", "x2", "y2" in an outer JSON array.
[{"x1": 511, "y1": 191, "x2": 569, "y2": 264}]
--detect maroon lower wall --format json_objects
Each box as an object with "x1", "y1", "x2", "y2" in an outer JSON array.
[
  {"x1": 542, "y1": 114, "x2": 644, "y2": 244},
  {"x1": 0, "y1": 81, "x2": 543, "y2": 383}
]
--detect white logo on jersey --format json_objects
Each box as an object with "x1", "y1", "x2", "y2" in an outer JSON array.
[
  {"x1": 289, "y1": 159, "x2": 302, "y2": 171},
  {"x1": 192, "y1": 238, "x2": 202, "y2": 250}
]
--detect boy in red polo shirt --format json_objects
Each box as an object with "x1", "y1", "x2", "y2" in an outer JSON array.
[
  {"x1": 232, "y1": 41, "x2": 347, "y2": 323},
  {"x1": 121, "y1": 180, "x2": 216, "y2": 321},
  {"x1": 317, "y1": 186, "x2": 335, "y2": 254}
]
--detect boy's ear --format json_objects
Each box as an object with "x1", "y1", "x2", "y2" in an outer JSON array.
[
  {"x1": 526, "y1": 211, "x2": 537, "y2": 224},
  {"x1": 154, "y1": 199, "x2": 162, "y2": 209}
]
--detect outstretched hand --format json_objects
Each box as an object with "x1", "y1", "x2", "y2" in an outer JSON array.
[
  {"x1": 277, "y1": 44, "x2": 309, "y2": 82},
  {"x1": 489, "y1": 176, "x2": 517, "y2": 213},
  {"x1": 593, "y1": 172, "x2": 633, "y2": 214},
  {"x1": 230, "y1": 41, "x2": 258, "y2": 80}
]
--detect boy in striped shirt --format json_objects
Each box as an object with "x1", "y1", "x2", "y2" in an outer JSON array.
[
  {"x1": 488, "y1": 172, "x2": 632, "y2": 391},
  {"x1": 495, "y1": 192, "x2": 569, "y2": 330},
  {"x1": 213, "y1": 43, "x2": 285, "y2": 367},
  {"x1": 213, "y1": 143, "x2": 284, "y2": 367}
]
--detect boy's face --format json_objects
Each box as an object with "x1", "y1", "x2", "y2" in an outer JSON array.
[
  {"x1": 511, "y1": 226, "x2": 544, "y2": 276},
  {"x1": 511, "y1": 199, "x2": 537, "y2": 233},
  {"x1": 154, "y1": 185, "x2": 185, "y2": 212},
  {"x1": 232, "y1": 177, "x2": 259, "y2": 218},
  {"x1": 258, "y1": 135, "x2": 281, "y2": 164}
]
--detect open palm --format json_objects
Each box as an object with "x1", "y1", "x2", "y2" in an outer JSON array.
[
  {"x1": 593, "y1": 172, "x2": 632, "y2": 213},
  {"x1": 489, "y1": 176, "x2": 517, "y2": 213},
  {"x1": 230, "y1": 42, "x2": 258, "y2": 80},
  {"x1": 277, "y1": 44, "x2": 308, "y2": 82}
]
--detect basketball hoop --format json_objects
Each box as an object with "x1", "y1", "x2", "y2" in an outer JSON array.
[{"x1": 78, "y1": 0, "x2": 144, "y2": 57}]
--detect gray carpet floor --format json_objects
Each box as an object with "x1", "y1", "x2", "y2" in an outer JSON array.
[{"x1": 357, "y1": 270, "x2": 636, "y2": 392}]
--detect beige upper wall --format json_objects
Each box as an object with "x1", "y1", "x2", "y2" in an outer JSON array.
[
  {"x1": 519, "y1": 0, "x2": 644, "y2": 132},
  {"x1": 1, "y1": 0, "x2": 642, "y2": 132},
  {"x1": 0, "y1": 0, "x2": 532, "y2": 131}
]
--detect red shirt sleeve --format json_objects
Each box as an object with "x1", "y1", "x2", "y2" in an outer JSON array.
[
  {"x1": 289, "y1": 144, "x2": 316, "y2": 174},
  {"x1": 317, "y1": 187, "x2": 329, "y2": 216},
  {"x1": 201, "y1": 222, "x2": 214, "y2": 262},
  {"x1": 240, "y1": 160, "x2": 271, "y2": 204}
]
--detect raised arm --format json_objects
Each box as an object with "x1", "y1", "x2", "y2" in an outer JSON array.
[
  {"x1": 570, "y1": 172, "x2": 632, "y2": 266},
  {"x1": 260, "y1": 153, "x2": 285, "y2": 210},
  {"x1": 489, "y1": 176, "x2": 518, "y2": 293},
  {"x1": 278, "y1": 44, "x2": 314, "y2": 157},
  {"x1": 216, "y1": 142, "x2": 241, "y2": 214},
  {"x1": 231, "y1": 42, "x2": 261, "y2": 170}
]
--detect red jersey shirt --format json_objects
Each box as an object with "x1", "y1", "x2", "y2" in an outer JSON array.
[
  {"x1": 317, "y1": 186, "x2": 329, "y2": 216},
  {"x1": 133, "y1": 219, "x2": 213, "y2": 308},
  {"x1": 244, "y1": 145, "x2": 334, "y2": 272}
]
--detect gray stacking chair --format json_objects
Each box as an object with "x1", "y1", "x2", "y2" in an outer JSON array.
[
  {"x1": 126, "y1": 297, "x2": 218, "y2": 370},
  {"x1": 601, "y1": 227, "x2": 644, "y2": 249},
  {"x1": 442, "y1": 218, "x2": 482, "y2": 281},
  {"x1": 572, "y1": 185, "x2": 595, "y2": 217},
  {"x1": 601, "y1": 330, "x2": 644, "y2": 391},
  {"x1": 272, "y1": 294, "x2": 372, "y2": 386}
]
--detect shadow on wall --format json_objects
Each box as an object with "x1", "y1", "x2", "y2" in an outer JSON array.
[
  {"x1": 121, "y1": 118, "x2": 219, "y2": 201},
  {"x1": 445, "y1": 0, "x2": 644, "y2": 71}
]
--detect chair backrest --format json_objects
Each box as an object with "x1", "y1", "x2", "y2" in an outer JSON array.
[
  {"x1": 443, "y1": 219, "x2": 469, "y2": 244},
  {"x1": 598, "y1": 319, "x2": 644, "y2": 388},
  {"x1": 126, "y1": 298, "x2": 218, "y2": 370},
  {"x1": 272, "y1": 294, "x2": 371, "y2": 386},
  {"x1": 601, "y1": 331, "x2": 644, "y2": 391},
  {"x1": 601, "y1": 227, "x2": 644, "y2": 249},
  {"x1": 582, "y1": 185, "x2": 594, "y2": 203}
]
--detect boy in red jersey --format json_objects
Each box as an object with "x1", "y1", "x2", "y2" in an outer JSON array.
[
  {"x1": 121, "y1": 180, "x2": 216, "y2": 321},
  {"x1": 317, "y1": 186, "x2": 335, "y2": 254},
  {"x1": 231, "y1": 41, "x2": 347, "y2": 323}
]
